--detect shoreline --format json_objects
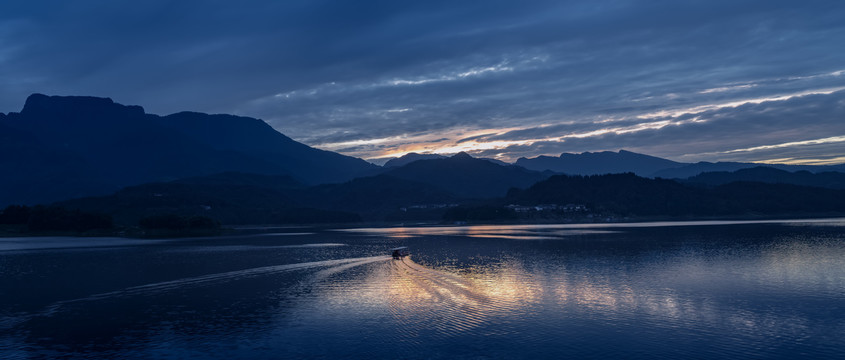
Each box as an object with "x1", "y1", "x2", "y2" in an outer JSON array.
[{"x1": 3, "y1": 213, "x2": 844, "y2": 239}]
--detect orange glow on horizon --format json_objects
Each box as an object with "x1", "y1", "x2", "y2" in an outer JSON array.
[{"x1": 308, "y1": 86, "x2": 845, "y2": 165}]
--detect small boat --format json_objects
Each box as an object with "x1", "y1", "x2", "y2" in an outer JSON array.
[{"x1": 390, "y1": 246, "x2": 410, "y2": 259}]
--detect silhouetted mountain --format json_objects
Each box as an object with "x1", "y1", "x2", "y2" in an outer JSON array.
[
  {"x1": 383, "y1": 153, "x2": 447, "y2": 167},
  {"x1": 385, "y1": 152, "x2": 551, "y2": 198},
  {"x1": 383, "y1": 152, "x2": 511, "y2": 168},
  {"x1": 515, "y1": 150, "x2": 683, "y2": 176},
  {"x1": 0, "y1": 117, "x2": 109, "y2": 206},
  {"x1": 506, "y1": 173, "x2": 845, "y2": 217},
  {"x1": 58, "y1": 178, "x2": 360, "y2": 225},
  {"x1": 508, "y1": 173, "x2": 706, "y2": 215},
  {"x1": 291, "y1": 174, "x2": 460, "y2": 220},
  {"x1": 652, "y1": 162, "x2": 764, "y2": 178},
  {"x1": 158, "y1": 111, "x2": 376, "y2": 184},
  {"x1": 480, "y1": 157, "x2": 511, "y2": 166},
  {"x1": 683, "y1": 167, "x2": 845, "y2": 189},
  {"x1": 653, "y1": 161, "x2": 844, "y2": 179},
  {"x1": 0, "y1": 204, "x2": 113, "y2": 234},
  {"x1": 173, "y1": 171, "x2": 305, "y2": 191},
  {"x1": 516, "y1": 150, "x2": 844, "y2": 178},
  {"x1": 53, "y1": 166, "x2": 845, "y2": 226},
  {"x1": 0, "y1": 94, "x2": 377, "y2": 206},
  {"x1": 57, "y1": 171, "x2": 458, "y2": 224}
]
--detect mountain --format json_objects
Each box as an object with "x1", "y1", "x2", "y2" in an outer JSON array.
[
  {"x1": 290, "y1": 174, "x2": 460, "y2": 220},
  {"x1": 383, "y1": 153, "x2": 447, "y2": 167},
  {"x1": 173, "y1": 171, "x2": 305, "y2": 191},
  {"x1": 57, "y1": 176, "x2": 359, "y2": 225},
  {"x1": 515, "y1": 150, "x2": 684, "y2": 176},
  {"x1": 385, "y1": 152, "x2": 550, "y2": 198},
  {"x1": 0, "y1": 116, "x2": 107, "y2": 206},
  {"x1": 157, "y1": 111, "x2": 377, "y2": 184},
  {"x1": 58, "y1": 172, "x2": 459, "y2": 224},
  {"x1": 52, "y1": 166, "x2": 845, "y2": 226},
  {"x1": 652, "y1": 162, "x2": 756, "y2": 178},
  {"x1": 480, "y1": 157, "x2": 511, "y2": 166},
  {"x1": 0, "y1": 94, "x2": 377, "y2": 206},
  {"x1": 506, "y1": 173, "x2": 845, "y2": 217},
  {"x1": 383, "y1": 152, "x2": 511, "y2": 168},
  {"x1": 651, "y1": 161, "x2": 845, "y2": 179},
  {"x1": 683, "y1": 167, "x2": 845, "y2": 189},
  {"x1": 507, "y1": 173, "x2": 704, "y2": 215},
  {"x1": 516, "y1": 150, "x2": 845, "y2": 178}
]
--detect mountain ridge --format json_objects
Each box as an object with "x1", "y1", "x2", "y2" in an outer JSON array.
[
  {"x1": 383, "y1": 153, "x2": 447, "y2": 167},
  {"x1": 504, "y1": 173, "x2": 845, "y2": 217},
  {"x1": 682, "y1": 166, "x2": 845, "y2": 189},
  {"x1": 0, "y1": 94, "x2": 377, "y2": 206},
  {"x1": 516, "y1": 150, "x2": 845, "y2": 177},
  {"x1": 515, "y1": 150, "x2": 684, "y2": 176},
  {"x1": 384, "y1": 152, "x2": 551, "y2": 199},
  {"x1": 651, "y1": 161, "x2": 845, "y2": 178}
]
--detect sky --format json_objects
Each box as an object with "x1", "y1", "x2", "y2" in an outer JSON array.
[{"x1": 1, "y1": 0, "x2": 844, "y2": 165}]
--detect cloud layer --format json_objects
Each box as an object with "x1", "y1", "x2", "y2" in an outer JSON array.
[{"x1": 2, "y1": 1, "x2": 844, "y2": 164}]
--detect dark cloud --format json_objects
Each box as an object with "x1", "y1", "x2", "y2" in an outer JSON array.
[{"x1": 1, "y1": 1, "x2": 844, "y2": 163}]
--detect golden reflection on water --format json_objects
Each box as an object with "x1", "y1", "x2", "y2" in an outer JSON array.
[
  {"x1": 368, "y1": 256, "x2": 706, "y2": 334},
  {"x1": 341, "y1": 225, "x2": 617, "y2": 240},
  {"x1": 340, "y1": 218, "x2": 845, "y2": 239},
  {"x1": 330, "y1": 257, "x2": 547, "y2": 335},
  {"x1": 467, "y1": 234, "x2": 560, "y2": 240},
  {"x1": 310, "y1": 231, "x2": 844, "y2": 344}
]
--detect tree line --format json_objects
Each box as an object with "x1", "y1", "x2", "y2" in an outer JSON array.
[{"x1": 0, "y1": 205, "x2": 113, "y2": 232}]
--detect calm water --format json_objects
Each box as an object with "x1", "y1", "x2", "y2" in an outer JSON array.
[{"x1": 1, "y1": 219, "x2": 844, "y2": 359}]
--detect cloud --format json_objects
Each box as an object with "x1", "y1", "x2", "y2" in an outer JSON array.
[
  {"x1": 351, "y1": 88, "x2": 845, "y2": 163},
  {"x1": 1, "y1": 1, "x2": 844, "y2": 164}
]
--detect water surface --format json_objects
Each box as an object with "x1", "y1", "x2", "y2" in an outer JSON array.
[{"x1": 2, "y1": 219, "x2": 844, "y2": 359}]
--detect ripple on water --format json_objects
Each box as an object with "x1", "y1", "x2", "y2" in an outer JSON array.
[{"x1": 4, "y1": 222, "x2": 845, "y2": 359}]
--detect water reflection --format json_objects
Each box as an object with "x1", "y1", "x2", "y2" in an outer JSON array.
[
  {"x1": 2, "y1": 221, "x2": 844, "y2": 359},
  {"x1": 343, "y1": 224, "x2": 620, "y2": 240},
  {"x1": 167, "y1": 243, "x2": 347, "y2": 253},
  {"x1": 0, "y1": 236, "x2": 165, "y2": 252},
  {"x1": 342, "y1": 217, "x2": 845, "y2": 238}
]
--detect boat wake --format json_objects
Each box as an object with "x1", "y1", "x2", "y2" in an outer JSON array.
[
  {"x1": 384, "y1": 257, "x2": 518, "y2": 344},
  {"x1": 34, "y1": 255, "x2": 391, "y2": 318}
]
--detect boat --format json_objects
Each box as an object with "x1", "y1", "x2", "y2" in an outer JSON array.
[{"x1": 390, "y1": 246, "x2": 409, "y2": 259}]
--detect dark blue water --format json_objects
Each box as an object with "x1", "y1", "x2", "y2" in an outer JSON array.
[{"x1": 2, "y1": 219, "x2": 844, "y2": 359}]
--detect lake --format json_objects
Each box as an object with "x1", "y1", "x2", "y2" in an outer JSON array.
[{"x1": 2, "y1": 219, "x2": 844, "y2": 359}]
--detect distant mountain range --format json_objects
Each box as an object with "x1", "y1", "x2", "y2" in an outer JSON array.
[
  {"x1": 58, "y1": 171, "x2": 461, "y2": 224},
  {"x1": 682, "y1": 167, "x2": 845, "y2": 189},
  {"x1": 383, "y1": 152, "x2": 510, "y2": 168},
  {"x1": 516, "y1": 150, "x2": 845, "y2": 178},
  {"x1": 516, "y1": 150, "x2": 683, "y2": 176},
  {"x1": 1, "y1": 94, "x2": 548, "y2": 207},
  {"x1": 3, "y1": 93, "x2": 845, "y2": 226},
  {"x1": 384, "y1": 152, "x2": 552, "y2": 198},
  {"x1": 58, "y1": 175, "x2": 362, "y2": 225},
  {"x1": 55, "y1": 167, "x2": 845, "y2": 226},
  {"x1": 0, "y1": 94, "x2": 377, "y2": 205},
  {"x1": 500, "y1": 173, "x2": 845, "y2": 218},
  {"x1": 51, "y1": 153, "x2": 549, "y2": 224},
  {"x1": 383, "y1": 153, "x2": 447, "y2": 167},
  {"x1": 650, "y1": 161, "x2": 845, "y2": 179}
]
